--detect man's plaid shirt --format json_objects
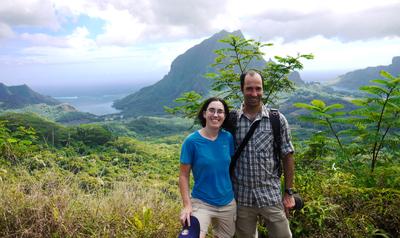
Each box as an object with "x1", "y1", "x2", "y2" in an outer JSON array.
[{"x1": 232, "y1": 104, "x2": 294, "y2": 207}]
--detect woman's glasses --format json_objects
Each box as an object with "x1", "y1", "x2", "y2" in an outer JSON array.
[{"x1": 207, "y1": 108, "x2": 225, "y2": 115}]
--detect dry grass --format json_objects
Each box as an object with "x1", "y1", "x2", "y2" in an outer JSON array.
[{"x1": 0, "y1": 170, "x2": 181, "y2": 237}]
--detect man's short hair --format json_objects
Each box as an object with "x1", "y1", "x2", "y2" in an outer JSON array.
[{"x1": 240, "y1": 70, "x2": 264, "y2": 91}]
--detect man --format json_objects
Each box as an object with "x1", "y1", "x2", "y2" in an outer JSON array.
[{"x1": 232, "y1": 70, "x2": 295, "y2": 238}]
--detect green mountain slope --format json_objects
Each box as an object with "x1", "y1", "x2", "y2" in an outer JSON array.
[
  {"x1": 113, "y1": 30, "x2": 241, "y2": 117},
  {"x1": 0, "y1": 83, "x2": 103, "y2": 124},
  {"x1": 114, "y1": 30, "x2": 304, "y2": 117},
  {"x1": 329, "y1": 56, "x2": 400, "y2": 90},
  {"x1": 2, "y1": 103, "x2": 101, "y2": 124},
  {"x1": 0, "y1": 83, "x2": 60, "y2": 109}
]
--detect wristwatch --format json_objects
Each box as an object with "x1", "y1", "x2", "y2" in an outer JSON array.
[{"x1": 285, "y1": 188, "x2": 294, "y2": 196}]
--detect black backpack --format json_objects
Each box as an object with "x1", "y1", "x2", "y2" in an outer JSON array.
[{"x1": 226, "y1": 108, "x2": 282, "y2": 177}]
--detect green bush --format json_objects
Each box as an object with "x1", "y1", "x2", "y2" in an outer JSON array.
[
  {"x1": 0, "y1": 112, "x2": 71, "y2": 147},
  {"x1": 71, "y1": 124, "x2": 112, "y2": 146},
  {"x1": 291, "y1": 168, "x2": 400, "y2": 237}
]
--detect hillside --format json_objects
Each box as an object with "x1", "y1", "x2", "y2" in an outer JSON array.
[
  {"x1": 329, "y1": 56, "x2": 400, "y2": 90},
  {"x1": 0, "y1": 109, "x2": 399, "y2": 237},
  {"x1": 113, "y1": 30, "x2": 305, "y2": 117},
  {"x1": 0, "y1": 83, "x2": 106, "y2": 124},
  {"x1": 0, "y1": 83, "x2": 60, "y2": 109},
  {"x1": 279, "y1": 83, "x2": 360, "y2": 130},
  {"x1": 113, "y1": 30, "x2": 241, "y2": 117},
  {"x1": 0, "y1": 101, "x2": 102, "y2": 125}
]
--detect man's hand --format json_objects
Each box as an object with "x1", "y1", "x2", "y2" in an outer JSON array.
[{"x1": 283, "y1": 193, "x2": 295, "y2": 217}]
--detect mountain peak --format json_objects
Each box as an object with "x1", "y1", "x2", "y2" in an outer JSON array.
[
  {"x1": 113, "y1": 30, "x2": 302, "y2": 117},
  {"x1": 330, "y1": 56, "x2": 400, "y2": 90},
  {"x1": 0, "y1": 83, "x2": 60, "y2": 109},
  {"x1": 114, "y1": 30, "x2": 247, "y2": 116},
  {"x1": 392, "y1": 56, "x2": 400, "y2": 66},
  {"x1": 213, "y1": 29, "x2": 243, "y2": 38}
]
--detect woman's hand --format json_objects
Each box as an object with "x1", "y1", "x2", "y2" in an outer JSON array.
[{"x1": 180, "y1": 205, "x2": 193, "y2": 226}]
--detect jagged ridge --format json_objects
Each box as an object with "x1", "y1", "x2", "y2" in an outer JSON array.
[{"x1": 0, "y1": 83, "x2": 60, "y2": 109}]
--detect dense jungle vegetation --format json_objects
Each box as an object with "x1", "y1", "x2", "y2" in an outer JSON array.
[
  {"x1": 1, "y1": 35, "x2": 399, "y2": 237},
  {"x1": 0, "y1": 106, "x2": 399, "y2": 237}
]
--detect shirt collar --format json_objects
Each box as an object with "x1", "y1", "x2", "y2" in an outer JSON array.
[{"x1": 238, "y1": 103, "x2": 270, "y2": 120}]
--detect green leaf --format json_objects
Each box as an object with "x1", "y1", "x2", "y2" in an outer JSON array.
[
  {"x1": 293, "y1": 103, "x2": 319, "y2": 111},
  {"x1": 7, "y1": 138, "x2": 18, "y2": 143},
  {"x1": 204, "y1": 73, "x2": 218, "y2": 79},
  {"x1": 359, "y1": 85, "x2": 389, "y2": 95},
  {"x1": 311, "y1": 100, "x2": 326, "y2": 109},
  {"x1": 380, "y1": 70, "x2": 395, "y2": 81},
  {"x1": 323, "y1": 104, "x2": 344, "y2": 112},
  {"x1": 370, "y1": 79, "x2": 391, "y2": 86},
  {"x1": 351, "y1": 99, "x2": 367, "y2": 106}
]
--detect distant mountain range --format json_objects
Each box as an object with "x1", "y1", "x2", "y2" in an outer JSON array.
[
  {"x1": 113, "y1": 30, "x2": 305, "y2": 117},
  {"x1": 329, "y1": 56, "x2": 400, "y2": 90},
  {"x1": 3, "y1": 30, "x2": 399, "y2": 122},
  {"x1": 0, "y1": 83, "x2": 60, "y2": 109},
  {"x1": 0, "y1": 83, "x2": 102, "y2": 124}
]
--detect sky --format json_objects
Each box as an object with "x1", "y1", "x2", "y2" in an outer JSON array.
[{"x1": 1, "y1": 0, "x2": 400, "y2": 96}]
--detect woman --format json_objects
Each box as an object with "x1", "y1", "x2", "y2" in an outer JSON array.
[{"x1": 179, "y1": 97, "x2": 236, "y2": 238}]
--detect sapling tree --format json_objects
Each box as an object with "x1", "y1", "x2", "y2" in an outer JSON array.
[
  {"x1": 349, "y1": 71, "x2": 400, "y2": 172},
  {"x1": 294, "y1": 71, "x2": 400, "y2": 172},
  {"x1": 165, "y1": 34, "x2": 313, "y2": 119},
  {"x1": 293, "y1": 99, "x2": 353, "y2": 168}
]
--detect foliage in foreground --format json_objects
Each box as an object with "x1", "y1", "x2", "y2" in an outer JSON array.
[
  {"x1": 0, "y1": 171, "x2": 181, "y2": 237},
  {"x1": 289, "y1": 161, "x2": 400, "y2": 238},
  {"x1": 0, "y1": 113, "x2": 399, "y2": 237},
  {"x1": 1, "y1": 152, "x2": 399, "y2": 237}
]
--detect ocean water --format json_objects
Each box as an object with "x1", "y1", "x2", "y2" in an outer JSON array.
[{"x1": 55, "y1": 95, "x2": 123, "y2": 116}]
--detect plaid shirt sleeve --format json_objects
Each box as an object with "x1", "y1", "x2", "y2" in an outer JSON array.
[{"x1": 279, "y1": 112, "x2": 295, "y2": 157}]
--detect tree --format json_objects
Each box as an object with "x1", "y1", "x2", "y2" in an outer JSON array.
[
  {"x1": 72, "y1": 124, "x2": 112, "y2": 147},
  {"x1": 294, "y1": 71, "x2": 400, "y2": 172},
  {"x1": 349, "y1": 71, "x2": 400, "y2": 172},
  {"x1": 293, "y1": 99, "x2": 353, "y2": 168},
  {"x1": 165, "y1": 34, "x2": 313, "y2": 120}
]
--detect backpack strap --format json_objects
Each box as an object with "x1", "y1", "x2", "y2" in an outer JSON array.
[
  {"x1": 269, "y1": 108, "x2": 282, "y2": 176},
  {"x1": 229, "y1": 119, "x2": 260, "y2": 179}
]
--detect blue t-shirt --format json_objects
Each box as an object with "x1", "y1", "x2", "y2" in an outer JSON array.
[{"x1": 180, "y1": 129, "x2": 234, "y2": 206}]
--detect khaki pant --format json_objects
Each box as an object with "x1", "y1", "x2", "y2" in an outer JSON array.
[
  {"x1": 191, "y1": 198, "x2": 237, "y2": 238},
  {"x1": 235, "y1": 204, "x2": 292, "y2": 238}
]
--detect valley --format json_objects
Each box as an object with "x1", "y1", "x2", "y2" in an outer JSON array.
[{"x1": 0, "y1": 31, "x2": 399, "y2": 237}]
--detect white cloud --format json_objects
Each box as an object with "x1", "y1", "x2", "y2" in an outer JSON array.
[
  {"x1": 0, "y1": 22, "x2": 14, "y2": 39},
  {"x1": 67, "y1": 26, "x2": 96, "y2": 49},
  {"x1": 2, "y1": 0, "x2": 400, "y2": 43},
  {"x1": 265, "y1": 35, "x2": 400, "y2": 71},
  {"x1": 241, "y1": 1, "x2": 400, "y2": 42},
  {"x1": 20, "y1": 33, "x2": 66, "y2": 47},
  {"x1": 0, "y1": 0, "x2": 59, "y2": 29},
  {"x1": 94, "y1": 6, "x2": 147, "y2": 46},
  {"x1": 1, "y1": 0, "x2": 400, "y2": 88}
]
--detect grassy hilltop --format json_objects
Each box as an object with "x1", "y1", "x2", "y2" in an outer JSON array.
[{"x1": 0, "y1": 110, "x2": 399, "y2": 237}]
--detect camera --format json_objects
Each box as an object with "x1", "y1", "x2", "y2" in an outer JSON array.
[{"x1": 292, "y1": 193, "x2": 304, "y2": 210}]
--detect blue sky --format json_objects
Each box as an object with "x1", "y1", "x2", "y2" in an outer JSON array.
[{"x1": 1, "y1": 0, "x2": 400, "y2": 95}]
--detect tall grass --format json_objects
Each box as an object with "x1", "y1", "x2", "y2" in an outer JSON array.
[{"x1": 0, "y1": 169, "x2": 181, "y2": 237}]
